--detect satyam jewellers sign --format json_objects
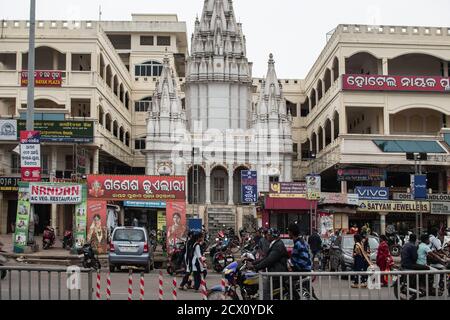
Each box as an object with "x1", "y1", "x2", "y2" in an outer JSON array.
[
  {"x1": 358, "y1": 200, "x2": 430, "y2": 213},
  {"x1": 30, "y1": 183, "x2": 82, "y2": 204}
]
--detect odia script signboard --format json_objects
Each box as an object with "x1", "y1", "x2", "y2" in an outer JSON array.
[{"x1": 30, "y1": 183, "x2": 82, "y2": 204}]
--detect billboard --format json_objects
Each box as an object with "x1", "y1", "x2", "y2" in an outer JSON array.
[
  {"x1": 166, "y1": 202, "x2": 186, "y2": 252},
  {"x1": 337, "y1": 168, "x2": 386, "y2": 182},
  {"x1": 412, "y1": 175, "x2": 427, "y2": 200},
  {"x1": 20, "y1": 130, "x2": 41, "y2": 182},
  {"x1": 17, "y1": 120, "x2": 94, "y2": 143},
  {"x1": 357, "y1": 200, "x2": 430, "y2": 213},
  {"x1": 29, "y1": 183, "x2": 82, "y2": 204},
  {"x1": 87, "y1": 175, "x2": 186, "y2": 201},
  {"x1": 21, "y1": 70, "x2": 62, "y2": 87},
  {"x1": 342, "y1": 74, "x2": 450, "y2": 93},
  {"x1": 13, "y1": 183, "x2": 31, "y2": 253},
  {"x1": 269, "y1": 182, "x2": 307, "y2": 198},
  {"x1": 306, "y1": 175, "x2": 321, "y2": 200},
  {"x1": 241, "y1": 170, "x2": 257, "y2": 203},
  {"x1": 123, "y1": 201, "x2": 166, "y2": 208},
  {"x1": 355, "y1": 186, "x2": 389, "y2": 200},
  {"x1": 86, "y1": 200, "x2": 108, "y2": 254}
]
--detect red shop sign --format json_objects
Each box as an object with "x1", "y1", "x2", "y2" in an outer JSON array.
[
  {"x1": 342, "y1": 74, "x2": 450, "y2": 93},
  {"x1": 21, "y1": 70, "x2": 62, "y2": 87},
  {"x1": 86, "y1": 175, "x2": 186, "y2": 201}
]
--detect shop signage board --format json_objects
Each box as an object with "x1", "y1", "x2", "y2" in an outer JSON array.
[
  {"x1": 188, "y1": 219, "x2": 203, "y2": 233},
  {"x1": 20, "y1": 130, "x2": 41, "y2": 182},
  {"x1": 17, "y1": 120, "x2": 94, "y2": 143},
  {"x1": 412, "y1": 175, "x2": 427, "y2": 200},
  {"x1": 0, "y1": 177, "x2": 20, "y2": 191},
  {"x1": 430, "y1": 202, "x2": 450, "y2": 215},
  {"x1": 29, "y1": 183, "x2": 82, "y2": 204},
  {"x1": 357, "y1": 200, "x2": 430, "y2": 213},
  {"x1": 342, "y1": 74, "x2": 450, "y2": 93},
  {"x1": 74, "y1": 185, "x2": 87, "y2": 248},
  {"x1": 21, "y1": 70, "x2": 62, "y2": 87},
  {"x1": 13, "y1": 182, "x2": 31, "y2": 253},
  {"x1": 337, "y1": 168, "x2": 386, "y2": 182},
  {"x1": 86, "y1": 175, "x2": 186, "y2": 201},
  {"x1": 269, "y1": 182, "x2": 307, "y2": 198},
  {"x1": 123, "y1": 201, "x2": 166, "y2": 208},
  {"x1": 306, "y1": 175, "x2": 321, "y2": 200},
  {"x1": 355, "y1": 186, "x2": 389, "y2": 200},
  {"x1": 0, "y1": 119, "x2": 17, "y2": 140},
  {"x1": 241, "y1": 170, "x2": 257, "y2": 203},
  {"x1": 393, "y1": 193, "x2": 450, "y2": 201},
  {"x1": 319, "y1": 193, "x2": 359, "y2": 205}
]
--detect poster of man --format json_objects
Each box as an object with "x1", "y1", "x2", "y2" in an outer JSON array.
[
  {"x1": 166, "y1": 202, "x2": 186, "y2": 253},
  {"x1": 86, "y1": 201, "x2": 108, "y2": 254}
]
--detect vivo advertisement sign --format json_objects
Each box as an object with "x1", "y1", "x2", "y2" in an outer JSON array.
[
  {"x1": 355, "y1": 187, "x2": 389, "y2": 200},
  {"x1": 412, "y1": 175, "x2": 427, "y2": 200},
  {"x1": 241, "y1": 170, "x2": 257, "y2": 203}
]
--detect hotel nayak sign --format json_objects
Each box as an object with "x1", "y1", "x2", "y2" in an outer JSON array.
[{"x1": 358, "y1": 200, "x2": 430, "y2": 213}]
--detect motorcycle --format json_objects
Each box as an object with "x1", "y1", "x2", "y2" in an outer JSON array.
[
  {"x1": 212, "y1": 237, "x2": 235, "y2": 273},
  {"x1": 157, "y1": 230, "x2": 167, "y2": 253},
  {"x1": 319, "y1": 243, "x2": 331, "y2": 271},
  {"x1": 149, "y1": 230, "x2": 157, "y2": 252},
  {"x1": 394, "y1": 269, "x2": 449, "y2": 300},
  {"x1": 0, "y1": 241, "x2": 7, "y2": 280},
  {"x1": 386, "y1": 232, "x2": 402, "y2": 257},
  {"x1": 62, "y1": 230, "x2": 73, "y2": 249},
  {"x1": 42, "y1": 226, "x2": 55, "y2": 250},
  {"x1": 167, "y1": 241, "x2": 186, "y2": 276},
  {"x1": 79, "y1": 241, "x2": 101, "y2": 270}
]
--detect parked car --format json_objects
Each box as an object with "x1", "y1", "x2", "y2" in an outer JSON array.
[
  {"x1": 108, "y1": 227, "x2": 154, "y2": 273},
  {"x1": 329, "y1": 235, "x2": 379, "y2": 271}
]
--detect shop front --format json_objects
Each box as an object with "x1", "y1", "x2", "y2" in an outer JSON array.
[{"x1": 319, "y1": 193, "x2": 359, "y2": 235}]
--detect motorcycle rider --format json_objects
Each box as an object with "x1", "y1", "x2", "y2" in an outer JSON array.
[
  {"x1": 257, "y1": 228, "x2": 270, "y2": 258},
  {"x1": 308, "y1": 228, "x2": 322, "y2": 270},
  {"x1": 429, "y1": 228, "x2": 442, "y2": 252},
  {"x1": 417, "y1": 234, "x2": 444, "y2": 290},
  {"x1": 401, "y1": 234, "x2": 427, "y2": 270},
  {"x1": 288, "y1": 223, "x2": 312, "y2": 272}
]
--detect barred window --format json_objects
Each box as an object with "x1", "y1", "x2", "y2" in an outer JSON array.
[{"x1": 135, "y1": 61, "x2": 163, "y2": 77}]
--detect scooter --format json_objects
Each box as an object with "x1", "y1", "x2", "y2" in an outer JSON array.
[
  {"x1": 43, "y1": 226, "x2": 56, "y2": 250},
  {"x1": 62, "y1": 230, "x2": 73, "y2": 249},
  {"x1": 79, "y1": 241, "x2": 101, "y2": 270},
  {"x1": 0, "y1": 241, "x2": 7, "y2": 280},
  {"x1": 167, "y1": 241, "x2": 186, "y2": 276}
]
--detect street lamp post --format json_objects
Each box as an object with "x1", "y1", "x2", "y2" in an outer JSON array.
[{"x1": 26, "y1": 0, "x2": 36, "y2": 131}]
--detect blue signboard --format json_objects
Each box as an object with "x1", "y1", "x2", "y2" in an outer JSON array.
[
  {"x1": 123, "y1": 201, "x2": 166, "y2": 208},
  {"x1": 241, "y1": 170, "x2": 257, "y2": 203},
  {"x1": 355, "y1": 186, "x2": 389, "y2": 200},
  {"x1": 413, "y1": 175, "x2": 427, "y2": 200},
  {"x1": 188, "y1": 219, "x2": 202, "y2": 233}
]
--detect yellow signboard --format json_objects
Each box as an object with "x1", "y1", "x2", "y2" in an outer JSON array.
[
  {"x1": 357, "y1": 200, "x2": 430, "y2": 213},
  {"x1": 268, "y1": 193, "x2": 306, "y2": 199}
]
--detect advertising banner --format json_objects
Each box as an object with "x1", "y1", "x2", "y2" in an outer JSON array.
[
  {"x1": 13, "y1": 183, "x2": 31, "y2": 253},
  {"x1": 17, "y1": 120, "x2": 94, "y2": 143},
  {"x1": 355, "y1": 186, "x2": 389, "y2": 200},
  {"x1": 87, "y1": 175, "x2": 186, "y2": 201},
  {"x1": 306, "y1": 175, "x2": 321, "y2": 200},
  {"x1": 412, "y1": 175, "x2": 427, "y2": 200},
  {"x1": 319, "y1": 193, "x2": 359, "y2": 205},
  {"x1": 0, "y1": 119, "x2": 17, "y2": 141},
  {"x1": 430, "y1": 202, "x2": 450, "y2": 215},
  {"x1": 21, "y1": 70, "x2": 62, "y2": 87},
  {"x1": 86, "y1": 200, "x2": 108, "y2": 254},
  {"x1": 157, "y1": 210, "x2": 166, "y2": 241},
  {"x1": 342, "y1": 74, "x2": 450, "y2": 93},
  {"x1": 319, "y1": 213, "x2": 334, "y2": 239},
  {"x1": 20, "y1": 130, "x2": 41, "y2": 182},
  {"x1": 393, "y1": 193, "x2": 450, "y2": 201},
  {"x1": 166, "y1": 202, "x2": 186, "y2": 252},
  {"x1": 74, "y1": 185, "x2": 87, "y2": 248},
  {"x1": 188, "y1": 218, "x2": 203, "y2": 233},
  {"x1": 29, "y1": 183, "x2": 82, "y2": 204},
  {"x1": 358, "y1": 200, "x2": 430, "y2": 213},
  {"x1": 269, "y1": 182, "x2": 307, "y2": 198},
  {"x1": 337, "y1": 168, "x2": 386, "y2": 181},
  {"x1": 241, "y1": 170, "x2": 257, "y2": 203},
  {"x1": 123, "y1": 201, "x2": 166, "y2": 208}
]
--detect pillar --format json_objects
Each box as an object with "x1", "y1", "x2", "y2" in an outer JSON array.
[
  {"x1": 50, "y1": 146, "x2": 58, "y2": 232},
  {"x1": 120, "y1": 207, "x2": 125, "y2": 227},
  {"x1": 93, "y1": 148, "x2": 99, "y2": 174},
  {"x1": 51, "y1": 204, "x2": 58, "y2": 233},
  {"x1": 380, "y1": 213, "x2": 387, "y2": 235},
  {"x1": 384, "y1": 107, "x2": 390, "y2": 135},
  {"x1": 52, "y1": 51, "x2": 59, "y2": 70},
  {"x1": 66, "y1": 53, "x2": 72, "y2": 72},
  {"x1": 341, "y1": 181, "x2": 347, "y2": 194},
  {"x1": 447, "y1": 215, "x2": 450, "y2": 229},
  {"x1": 205, "y1": 174, "x2": 211, "y2": 205},
  {"x1": 316, "y1": 133, "x2": 320, "y2": 154},
  {"x1": 322, "y1": 127, "x2": 326, "y2": 150},
  {"x1": 228, "y1": 165, "x2": 234, "y2": 205},
  {"x1": 382, "y1": 58, "x2": 389, "y2": 75},
  {"x1": 443, "y1": 62, "x2": 448, "y2": 77},
  {"x1": 16, "y1": 51, "x2": 22, "y2": 71}
]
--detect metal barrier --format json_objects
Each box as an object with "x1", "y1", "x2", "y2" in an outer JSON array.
[
  {"x1": 0, "y1": 266, "x2": 93, "y2": 300},
  {"x1": 258, "y1": 270, "x2": 449, "y2": 300}
]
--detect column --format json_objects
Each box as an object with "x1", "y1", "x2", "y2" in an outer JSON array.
[
  {"x1": 228, "y1": 165, "x2": 234, "y2": 205},
  {"x1": 443, "y1": 62, "x2": 448, "y2": 77},
  {"x1": 16, "y1": 51, "x2": 22, "y2": 72},
  {"x1": 66, "y1": 53, "x2": 72, "y2": 72},
  {"x1": 447, "y1": 216, "x2": 450, "y2": 230},
  {"x1": 322, "y1": 127, "x2": 326, "y2": 150},
  {"x1": 53, "y1": 51, "x2": 59, "y2": 70},
  {"x1": 205, "y1": 172, "x2": 211, "y2": 205},
  {"x1": 50, "y1": 146, "x2": 58, "y2": 231},
  {"x1": 315, "y1": 133, "x2": 320, "y2": 155},
  {"x1": 93, "y1": 148, "x2": 99, "y2": 174},
  {"x1": 382, "y1": 58, "x2": 389, "y2": 75},
  {"x1": 380, "y1": 213, "x2": 387, "y2": 235},
  {"x1": 384, "y1": 107, "x2": 390, "y2": 135},
  {"x1": 341, "y1": 180, "x2": 347, "y2": 194}
]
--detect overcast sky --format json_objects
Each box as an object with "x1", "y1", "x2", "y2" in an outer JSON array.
[{"x1": 2, "y1": 0, "x2": 450, "y2": 78}]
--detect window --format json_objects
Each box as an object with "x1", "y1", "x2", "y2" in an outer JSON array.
[
  {"x1": 213, "y1": 177, "x2": 225, "y2": 203},
  {"x1": 65, "y1": 155, "x2": 74, "y2": 171},
  {"x1": 135, "y1": 98, "x2": 152, "y2": 112},
  {"x1": 41, "y1": 154, "x2": 49, "y2": 175},
  {"x1": 135, "y1": 61, "x2": 163, "y2": 77},
  {"x1": 140, "y1": 36, "x2": 154, "y2": 46},
  {"x1": 11, "y1": 154, "x2": 20, "y2": 174},
  {"x1": 269, "y1": 176, "x2": 279, "y2": 184},
  {"x1": 157, "y1": 36, "x2": 171, "y2": 46},
  {"x1": 135, "y1": 139, "x2": 146, "y2": 150},
  {"x1": 286, "y1": 101, "x2": 297, "y2": 117}
]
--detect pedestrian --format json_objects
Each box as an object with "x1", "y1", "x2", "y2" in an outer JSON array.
[
  {"x1": 349, "y1": 224, "x2": 359, "y2": 235},
  {"x1": 308, "y1": 228, "x2": 322, "y2": 270},
  {"x1": 351, "y1": 234, "x2": 371, "y2": 288},
  {"x1": 179, "y1": 232, "x2": 195, "y2": 290},
  {"x1": 132, "y1": 217, "x2": 139, "y2": 227},
  {"x1": 376, "y1": 235, "x2": 394, "y2": 286},
  {"x1": 288, "y1": 224, "x2": 311, "y2": 272},
  {"x1": 191, "y1": 233, "x2": 206, "y2": 291},
  {"x1": 257, "y1": 228, "x2": 270, "y2": 258}
]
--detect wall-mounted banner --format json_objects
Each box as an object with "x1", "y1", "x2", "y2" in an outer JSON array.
[
  {"x1": 306, "y1": 175, "x2": 321, "y2": 200},
  {"x1": 343, "y1": 74, "x2": 450, "y2": 93},
  {"x1": 355, "y1": 186, "x2": 389, "y2": 200},
  {"x1": 18, "y1": 120, "x2": 94, "y2": 143},
  {"x1": 74, "y1": 185, "x2": 87, "y2": 248},
  {"x1": 269, "y1": 182, "x2": 307, "y2": 198},
  {"x1": 319, "y1": 213, "x2": 334, "y2": 239},
  {"x1": 29, "y1": 183, "x2": 82, "y2": 204},
  {"x1": 319, "y1": 193, "x2": 359, "y2": 205},
  {"x1": 157, "y1": 210, "x2": 166, "y2": 241},
  {"x1": 21, "y1": 70, "x2": 62, "y2": 87},
  {"x1": 87, "y1": 175, "x2": 186, "y2": 201},
  {"x1": 430, "y1": 202, "x2": 450, "y2": 215},
  {"x1": 0, "y1": 119, "x2": 17, "y2": 141},
  {"x1": 358, "y1": 200, "x2": 430, "y2": 213},
  {"x1": 20, "y1": 130, "x2": 41, "y2": 182},
  {"x1": 393, "y1": 193, "x2": 450, "y2": 202},
  {"x1": 241, "y1": 170, "x2": 257, "y2": 203},
  {"x1": 86, "y1": 200, "x2": 108, "y2": 254},
  {"x1": 412, "y1": 175, "x2": 427, "y2": 200},
  {"x1": 123, "y1": 201, "x2": 166, "y2": 208},
  {"x1": 166, "y1": 202, "x2": 186, "y2": 253},
  {"x1": 188, "y1": 218, "x2": 203, "y2": 233},
  {"x1": 337, "y1": 168, "x2": 386, "y2": 182},
  {"x1": 13, "y1": 182, "x2": 31, "y2": 253}
]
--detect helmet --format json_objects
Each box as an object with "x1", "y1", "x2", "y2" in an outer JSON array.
[{"x1": 267, "y1": 228, "x2": 280, "y2": 238}]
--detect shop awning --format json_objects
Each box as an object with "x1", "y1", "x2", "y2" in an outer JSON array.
[
  {"x1": 373, "y1": 140, "x2": 446, "y2": 153},
  {"x1": 265, "y1": 197, "x2": 312, "y2": 210}
]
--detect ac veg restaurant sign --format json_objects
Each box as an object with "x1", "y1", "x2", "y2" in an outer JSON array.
[{"x1": 30, "y1": 183, "x2": 82, "y2": 204}]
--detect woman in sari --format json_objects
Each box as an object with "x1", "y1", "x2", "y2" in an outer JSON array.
[
  {"x1": 351, "y1": 234, "x2": 372, "y2": 288},
  {"x1": 376, "y1": 235, "x2": 394, "y2": 286}
]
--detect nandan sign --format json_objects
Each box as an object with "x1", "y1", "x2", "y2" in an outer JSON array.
[
  {"x1": 30, "y1": 183, "x2": 82, "y2": 204},
  {"x1": 358, "y1": 200, "x2": 430, "y2": 213}
]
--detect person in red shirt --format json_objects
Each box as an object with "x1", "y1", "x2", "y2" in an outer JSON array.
[
  {"x1": 376, "y1": 235, "x2": 394, "y2": 286},
  {"x1": 349, "y1": 224, "x2": 359, "y2": 235}
]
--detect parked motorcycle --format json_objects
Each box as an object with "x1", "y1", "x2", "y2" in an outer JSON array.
[
  {"x1": 42, "y1": 226, "x2": 56, "y2": 250},
  {"x1": 0, "y1": 241, "x2": 7, "y2": 280},
  {"x1": 79, "y1": 241, "x2": 101, "y2": 270},
  {"x1": 149, "y1": 230, "x2": 157, "y2": 252},
  {"x1": 212, "y1": 237, "x2": 235, "y2": 273},
  {"x1": 167, "y1": 241, "x2": 186, "y2": 276},
  {"x1": 62, "y1": 230, "x2": 73, "y2": 249}
]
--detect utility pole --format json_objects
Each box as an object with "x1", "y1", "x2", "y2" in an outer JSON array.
[{"x1": 26, "y1": 0, "x2": 36, "y2": 131}]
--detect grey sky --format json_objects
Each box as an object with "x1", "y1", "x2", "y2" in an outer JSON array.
[{"x1": 2, "y1": 0, "x2": 450, "y2": 78}]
